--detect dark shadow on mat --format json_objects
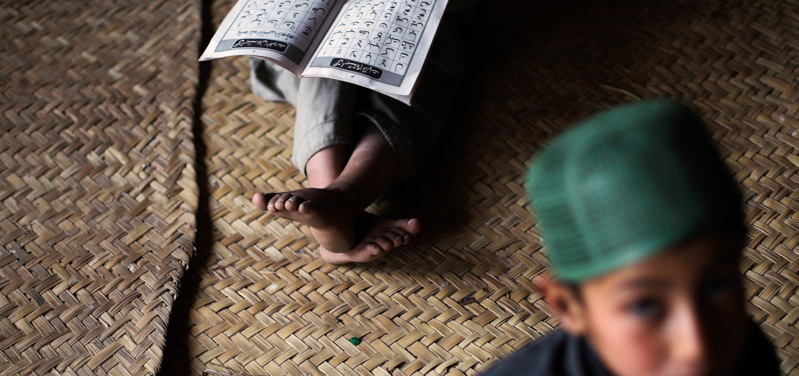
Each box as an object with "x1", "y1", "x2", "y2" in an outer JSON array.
[
  {"x1": 158, "y1": 0, "x2": 215, "y2": 374},
  {"x1": 373, "y1": 0, "x2": 702, "y2": 272}
]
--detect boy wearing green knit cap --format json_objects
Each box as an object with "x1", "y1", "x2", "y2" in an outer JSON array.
[{"x1": 482, "y1": 101, "x2": 780, "y2": 376}]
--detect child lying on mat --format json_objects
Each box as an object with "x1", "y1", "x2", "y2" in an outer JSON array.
[
  {"x1": 248, "y1": 5, "x2": 473, "y2": 264},
  {"x1": 481, "y1": 101, "x2": 781, "y2": 376}
]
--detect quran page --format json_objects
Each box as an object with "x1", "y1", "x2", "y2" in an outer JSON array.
[
  {"x1": 302, "y1": 0, "x2": 448, "y2": 104},
  {"x1": 201, "y1": 0, "x2": 343, "y2": 74}
]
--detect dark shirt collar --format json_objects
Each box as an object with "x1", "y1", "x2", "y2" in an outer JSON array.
[{"x1": 564, "y1": 334, "x2": 613, "y2": 376}]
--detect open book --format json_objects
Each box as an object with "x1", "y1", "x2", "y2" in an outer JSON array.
[{"x1": 201, "y1": 0, "x2": 450, "y2": 105}]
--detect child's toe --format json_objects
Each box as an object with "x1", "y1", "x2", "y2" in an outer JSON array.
[
  {"x1": 284, "y1": 195, "x2": 302, "y2": 211},
  {"x1": 253, "y1": 193, "x2": 274, "y2": 211},
  {"x1": 298, "y1": 200, "x2": 313, "y2": 214},
  {"x1": 272, "y1": 193, "x2": 291, "y2": 211}
]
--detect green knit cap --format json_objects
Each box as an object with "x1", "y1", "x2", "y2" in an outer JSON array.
[{"x1": 527, "y1": 100, "x2": 743, "y2": 282}]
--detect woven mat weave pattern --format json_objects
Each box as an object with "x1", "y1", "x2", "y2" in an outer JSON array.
[
  {"x1": 0, "y1": 0, "x2": 198, "y2": 374},
  {"x1": 159, "y1": 0, "x2": 799, "y2": 375},
  {"x1": 2, "y1": 0, "x2": 795, "y2": 374}
]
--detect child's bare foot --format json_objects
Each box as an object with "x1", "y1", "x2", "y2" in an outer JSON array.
[
  {"x1": 320, "y1": 215, "x2": 421, "y2": 264},
  {"x1": 254, "y1": 191, "x2": 420, "y2": 262},
  {"x1": 253, "y1": 188, "x2": 360, "y2": 252}
]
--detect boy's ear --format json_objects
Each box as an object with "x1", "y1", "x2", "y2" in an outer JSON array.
[{"x1": 535, "y1": 272, "x2": 588, "y2": 336}]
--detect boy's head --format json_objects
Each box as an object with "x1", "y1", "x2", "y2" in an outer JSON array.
[{"x1": 527, "y1": 101, "x2": 748, "y2": 376}]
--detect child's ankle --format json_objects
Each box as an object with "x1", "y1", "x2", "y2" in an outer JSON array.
[{"x1": 325, "y1": 180, "x2": 365, "y2": 209}]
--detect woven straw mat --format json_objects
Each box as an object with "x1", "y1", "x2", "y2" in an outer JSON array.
[
  {"x1": 0, "y1": 0, "x2": 198, "y2": 375},
  {"x1": 172, "y1": 0, "x2": 796, "y2": 375}
]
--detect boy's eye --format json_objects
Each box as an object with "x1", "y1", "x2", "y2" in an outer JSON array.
[{"x1": 629, "y1": 298, "x2": 663, "y2": 319}]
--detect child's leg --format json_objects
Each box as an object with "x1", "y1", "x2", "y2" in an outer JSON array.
[
  {"x1": 253, "y1": 121, "x2": 421, "y2": 263},
  {"x1": 248, "y1": 13, "x2": 465, "y2": 262}
]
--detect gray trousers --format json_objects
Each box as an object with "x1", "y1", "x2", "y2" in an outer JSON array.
[{"x1": 249, "y1": 17, "x2": 463, "y2": 184}]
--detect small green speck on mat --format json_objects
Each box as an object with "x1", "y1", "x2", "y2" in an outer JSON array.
[{"x1": 349, "y1": 337, "x2": 361, "y2": 346}]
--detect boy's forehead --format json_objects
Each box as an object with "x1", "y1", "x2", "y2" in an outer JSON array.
[
  {"x1": 586, "y1": 231, "x2": 743, "y2": 291},
  {"x1": 527, "y1": 100, "x2": 744, "y2": 283}
]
